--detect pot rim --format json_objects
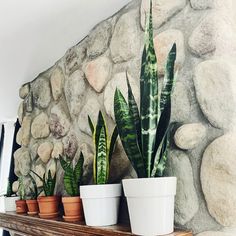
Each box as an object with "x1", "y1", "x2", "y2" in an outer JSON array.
[
  {"x1": 80, "y1": 183, "x2": 121, "y2": 199},
  {"x1": 62, "y1": 196, "x2": 82, "y2": 203},
  {"x1": 37, "y1": 195, "x2": 59, "y2": 202},
  {"x1": 122, "y1": 176, "x2": 177, "y2": 197},
  {"x1": 26, "y1": 199, "x2": 38, "y2": 203}
]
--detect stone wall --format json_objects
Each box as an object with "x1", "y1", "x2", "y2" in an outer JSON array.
[{"x1": 14, "y1": 0, "x2": 236, "y2": 235}]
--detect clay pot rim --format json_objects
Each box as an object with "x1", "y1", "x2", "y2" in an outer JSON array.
[
  {"x1": 26, "y1": 199, "x2": 38, "y2": 203},
  {"x1": 62, "y1": 196, "x2": 82, "y2": 203},
  {"x1": 15, "y1": 199, "x2": 26, "y2": 203},
  {"x1": 37, "y1": 195, "x2": 59, "y2": 202}
]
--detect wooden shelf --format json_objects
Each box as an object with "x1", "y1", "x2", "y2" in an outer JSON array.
[{"x1": 0, "y1": 212, "x2": 192, "y2": 236}]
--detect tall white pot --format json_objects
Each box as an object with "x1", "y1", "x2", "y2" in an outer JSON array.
[
  {"x1": 80, "y1": 183, "x2": 121, "y2": 226},
  {"x1": 1, "y1": 196, "x2": 19, "y2": 212},
  {"x1": 122, "y1": 177, "x2": 177, "y2": 236}
]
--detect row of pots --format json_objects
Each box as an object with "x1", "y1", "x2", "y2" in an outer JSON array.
[{"x1": 6, "y1": 178, "x2": 176, "y2": 236}]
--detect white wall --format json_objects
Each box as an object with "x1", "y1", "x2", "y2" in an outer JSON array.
[{"x1": 0, "y1": 0, "x2": 131, "y2": 122}]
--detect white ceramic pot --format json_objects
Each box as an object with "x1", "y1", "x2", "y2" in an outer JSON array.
[
  {"x1": 80, "y1": 183, "x2": 121, "y2": 226},
  {"x1": 4, "y1": 196, "x2": 20, "y2": 212},
  {"x1": 122, "y1": 177, "x2": 177, "y2": 236}
]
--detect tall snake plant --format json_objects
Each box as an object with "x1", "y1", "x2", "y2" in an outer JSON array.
[
  {"x1": 114, "y1": 0, "x2": 177, "y2": 178},
  {"x1": 88, "y1": 111, "x2": 118, "y2": 184}
]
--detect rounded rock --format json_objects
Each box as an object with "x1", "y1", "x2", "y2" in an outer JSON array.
[
  {"x1": 201, "y1": 133, "x2": 236, "y2": 226},
  {"x1": 62, "y1": 132, "x2": 78, "y2": 158},
  {"x1": 14, "y1": 148, "x2": 31, "y2": 176},
  {"x1": 193, "y1": 60, "x2": 236, "y2": 130},
  {"x1": 50, "y1": 67, "x2": 64, "y2": 101},
  {"x1": 197, "y1": 231, "x2": 235, "y2": 236},
  {"x1": 31, "y1": 112, "x2": 50, "y2": 139},
  {"x1": 19, "y1": 83, "x2": 30, "y2": 99},
  {"x1": 51, "y1": 141, "x2": 64, "y2": 159},
  {"x1": 21, "y1": 116, "x2": 31, "y2": 147},
  {"x1": 83, "y1": 56, "x2": 112, "y2": 93},
  {"x1": 37, "y1": 142, "x2": 54, "y2": 164},
  {"x1": 110, "y1": 10, "x2": 141, "y2": 63},
  {"x1": 174, "y1": 123, "x2": 206, "y2": 150},
  {"x1": 12, "y1": 181, "x2": 19, "y2": 193}
]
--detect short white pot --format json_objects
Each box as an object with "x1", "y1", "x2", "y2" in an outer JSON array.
[
  {"x1": 3, "y1": 196, "x2": 19, "y2": 212},
  {"x1": 123, "y1": 177, "x2": 177, "y2": 236},
  {"x1": 80, "y1": 183, "x2": 121, "y2": 226}
]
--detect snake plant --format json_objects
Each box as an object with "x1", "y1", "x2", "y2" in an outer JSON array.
[
  {"x1": 18, "y1": 176, "x2": 26, "y2": 200},
  {"x1": 88, "y1": 111, "x2": 118, "y2": 184},
  {"x1": 114, "y1": 0, "x2": 177, "y2": 178},
  {"x1": 59, "y1": 152, "x2": 84, "y2": 196},
  {"x1": 31, "y1": 170, "x2": 56, "y2": 196},
  {"x1": 28, "y1": 174, "x2": 42, "y2": 200}
]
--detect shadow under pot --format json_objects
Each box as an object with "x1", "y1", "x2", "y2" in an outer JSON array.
[
  {"x1": 62, "y1": 196, "x2": 84, "y2": 222},
  {"x1": 26, "y1": 199, "x2": 39, "y2": 215},
  {"x1": 37, "y1": 196, "x2": 59, "y2": 219},
  {"x1": 80, "y1": 183, "x2": 121, "y2": 226},
  {"x1": 15, "y1": 199, "x2": 27, "y2": 214}
]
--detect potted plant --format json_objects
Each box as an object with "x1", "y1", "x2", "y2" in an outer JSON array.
[
  {"x1": 59, "y1": 152, "x2": 84, "y2": 222},
  {"x1": 15, "y1": 176, "x2": 28, "y2": 214},
  {"x1": 31, "y1": 169, "x2": 59, "y2": 219},
  {"x1": 114, "y1": 1, "x2": 177, "y2": 235},
  {"x1": 26, "y1": 174, "x2": 41, "y2": 215},
  {"x1": 1, "y1": 179, "x2": 19, "y2": 212},
  {"x1": 80, "y1": 111, "x2": 121, "y2": 226}
]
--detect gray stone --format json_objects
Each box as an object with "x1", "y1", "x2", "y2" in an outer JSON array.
[
  {"x1": 37, "y1": 142, "x2": 54, "y2": 164},
  {"x1": 31, "y1": 77, "x2": 51, "y2": 109},
  {"x1": 46, "y1": 159, "x2": 57, "y2": 178},
  {"x1": 62, "y1": 132, "x2": 78, "y2": 158},
  {"x1": 166, "y1": 150, "x2": 199, "y2": 225},
  {"x1": 29, "y1": 143, "x2": 39, "y2": 161},
  {"x1": 31, "y1": 112, "x2": 50, "y2": 139},
  {"x1": 190, "y1": 0, "x2": 232, "y2": 10},
  {"x1": 104, "y1": 72, "x2": 139, "y2": 120},
  {"x1": 50, "y1": 102, "x2": 71, "y2": 139},
  {"x1": 171, "y1": 82, "x2": 191, "y2": 122},
  {"x1": 51, "y1": 141, "x2": 63, "y2": 159},
  {"x1": 16, "y1": 128, "x2": 22, "y2": 146},
  {"x1": 188, "y1": 14, "x2": 216, "y2": 56},
  {"x1": 17, "y1": 102, "x2": 24, "y2": 125},
  {"x1": 19, "y1": 83, "x2": 30, "y2": 99},
  {"x1": 83, "y1": 56, "x2": 112, "y2": 93},
  {"x1": 87, "y1": 20, "x2": 112, "y2": 59},
  {"x1": 174, "y1": 123, "x2": 206, "y2": 150},
  {"x1": 21, "y1": 116, "x2": 31, "y2": 147},
  {"x1": 78, "y1": 97, "x2": 101, "y2": 135},
  {"x1": 154, "y1": 29, "x2": 185, "y2": 75},
  {"x1": 14, "y1": 148, "x2": 31, "y2": 176},
  {"x1": 64, "y1": 70, "x2": 86, "y2": 116},
  {"x1": 140, "y1": 0, "x2": 187, "y2": 29},
  {"x1": 193, "y1": 60, "x2": 236, "y2": 130},
  {"x1": 24, "y1": 91, "x2": 33, "y2": 112},
  {"x1": 201, "y1": 133, "x2": 236, "y2": 227},
  {"x1": 12, "y1": 181, "x2": 19, "y2": 193},
  {"x1": 110, "y1": 10, "x2": 141, "y2": 63},
  {"x1": 64, "y1": 43, "x2": 86, "y2": 75},
  {"x1": 50, "y1": 67, "x2": 64, "y2": 101}
]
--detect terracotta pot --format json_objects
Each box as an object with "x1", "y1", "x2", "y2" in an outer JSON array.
[
  {"x1": 26, "y1": 199, "x2": 39, "y2": 215},
  {"x1": 62, "y1": 196, "x2": 84, "y2": 222},
  {"x1": 15, "y1": 200, "x2": 27, "y2": 214},
  {"x1": 37, "y1": 196, "x2": 59, "y2": 219}
]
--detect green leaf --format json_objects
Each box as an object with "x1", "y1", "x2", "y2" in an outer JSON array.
[
  {"x1": 160, "y1": 43, "x2": 177, "y2": 113},
  {"x1": 140, "y1": 0, "x2": 158, "y2": 178},
  {"x1": 74, "y1": 152, "x2": 84, "y2": 193},
  {"x1": 127, "y1": 74, "x2": 142, "y2": 151},
  {"x1": 64, "y1": 169, "x2": 77, "y2": 196},
  {"x1": 88, "y1": 115, "x2": 94, "y2": 134},
  {"x1": 114, "y1": 88, "x2": 146, "y2": 178},
  {"x1": 96, "y1": 126, "x2": 108, "y2": 184},
  {"x1": 59, "y1": 155, "x2": 71, "y2": 171},
  {"x1": 108, "y1": 126, "x2": 118, "y2": 163}
]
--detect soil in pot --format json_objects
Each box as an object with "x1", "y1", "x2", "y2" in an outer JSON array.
[
  {"x1": 26, "y1": 199, "x2": 39, "y2": 215},
  {"x1": 62, "y1": 196, "x2": 84, "y2": 222},
  {"x1": 37, "y1": 196, "x2": 59, "y2": 219},
  {"x1": 15, "y1": 200, "x2": 27, "y2": 214}
]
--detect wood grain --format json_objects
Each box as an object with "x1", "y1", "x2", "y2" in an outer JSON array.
[{"x1": 0, "y1": 212, "x2": 192, "y2": 236}]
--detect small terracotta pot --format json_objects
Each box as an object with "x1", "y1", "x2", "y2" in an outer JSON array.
[
  {"x1": 26, "y1": 199, "x2": 39, "y2": 215},
  {"x1": 15, "y1": 200, "x2": 27, "y2": 214},
  {"x1": 62, "y1": 196, "x2": 84, "y2": 222},
  {"x1": 37, "y1": 196, "x2": 59, "y2": 219}
]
